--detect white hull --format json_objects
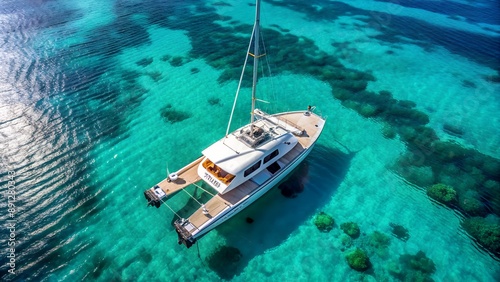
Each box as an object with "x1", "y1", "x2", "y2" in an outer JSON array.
[
  {"x1": 174, "y1": 142, "x2": 315, "y2": 247},
  {"x1": 193, "y1": 143, "x2": 314, "y2": 240}
]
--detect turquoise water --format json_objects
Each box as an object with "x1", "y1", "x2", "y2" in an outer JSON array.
[{"x1": 1, "y1": 0, "x2": 499, "y2": 281}]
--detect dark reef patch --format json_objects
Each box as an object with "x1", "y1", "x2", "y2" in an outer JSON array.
[
  {"x1": 375, "y1": 0, "x2": 499, "y2": 25},
  {"x1": 442, "y1": 123, "x2": 464, "y2": 137},
  {"x1": 427, "y1": 183, "x2": 458, "y2": 206},
  {"x1": 365, "y1": 231, "x2": 391, "y2": 258},
  {"x1": 345, "y1": 248, "x2": 371, "y2": 271},
  {"x1": 145, "y1": 71, "x2": 163, "y2": 82},
  {"x1": 266, "y1": 0, "x2": 500, "y2": 69},
  {"x1": 314, "y1": 211, "x2": 335, "y2": 232},
  {"x1": 75, "y1": 15, "x2": 151, "y2": 57},
  {"x1": 270, "y1": 23, "x2": 290, "y2": 33},
  {"x1": 483, "y1": 71, "x2": 500, "y2": 83},
  {"x1": 139, "y1": 247, "x2": 153, "y2": 264},
  {"x1": 208, "y1": 97, "x2": 221, "y2": 106},
  {"x1": 389, "y1": 223, "x2": 410, "y2": 242},
  {"x1": 161, "y1": 54, "x2": 171, "y2": 62},
  {"x1": 160, "y1": 104, "x2": 191, "y2": 123},
  {"x1": 213, "y1": 1, "x2": 232, "y2": 7},
  {"x1": 136, "y1": 57, "x2": 153, "y2": 67},
  {"x1": 169, "y1": 56, "x2": 189, "y2": 67},
  {"x1": 462, "y1": 217, "x2": 500, "y2": 256},
  {"x1": 206, "y1": 245, "x2": 243, "y2": 280},
  {"x1": 121, "y1": 70, "x2": 142, "y2": 84},
  {"x1": 461, "y1": 79, "x2": 476, "y2": 88},
  {"x1": 388, "y1": 250, "x2": 436, "y2": 281},
  {"x1": 340, "y1": 222, "x2": 361, "y2": 239}
]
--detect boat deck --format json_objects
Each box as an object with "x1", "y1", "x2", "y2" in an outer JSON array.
[
  {"x1": 155, "y1": 156, "x2": 203, "y2": 197},
  {"x1": 185, "y1": 111, "x2": 325, "y2": 230},
  {"x1": 274, "y1": 111, "x2": 324, "y2": 148}
]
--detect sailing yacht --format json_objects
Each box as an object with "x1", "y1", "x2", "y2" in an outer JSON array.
[{"x1": 144, "y1": 0, "x2": 325, "y2": 248}]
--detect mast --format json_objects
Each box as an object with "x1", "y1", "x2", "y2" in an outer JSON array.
[
  {"x1": 225, "y1": 0, "x2": 260, "y2": 137},
  {"x1": 250, "y1": 0, "x2": 261, "y2": 124}
]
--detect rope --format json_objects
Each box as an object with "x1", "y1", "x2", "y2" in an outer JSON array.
[
  {"x1": 192, "y1": 182, "x2": 216, "y2": 197},
  {"x1": 159, "y1": 197, "x2": 182, "y2": 219},
  {"x1": 181, "y1": 187, "x2": 205, "y2": 207},
  {"x1": 197, "y1": 241, "x2": 205, "y2": 266}
]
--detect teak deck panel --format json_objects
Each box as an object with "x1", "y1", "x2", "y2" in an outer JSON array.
[
  {"x1": 275, "y1": 112, "x2": 323, "y2": 149},
  {"x1": 189, "y1": 195, "x2": 229, "y2": 228},
  {"x1": 157, "y1": 156, "x2": 203, "y2": 196}
]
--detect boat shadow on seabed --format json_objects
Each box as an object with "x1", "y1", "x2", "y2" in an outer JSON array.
[{"x1": 199, "y1": 144, "x2": 355, "y2": 279}]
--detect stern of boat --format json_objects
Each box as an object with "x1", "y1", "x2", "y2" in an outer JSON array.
[
  {"x1": 144, "y1": 185, "x2": 166, "y2": 208},
  {"x1": 174, "y1": 219, "x2": 197, "y2": 248}
]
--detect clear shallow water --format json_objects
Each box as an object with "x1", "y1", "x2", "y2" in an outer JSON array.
[{"x1": 0, "y1": 0, "x2": 499, "y2": 281}]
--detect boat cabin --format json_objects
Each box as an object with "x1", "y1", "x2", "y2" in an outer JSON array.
[{"x1": 197, "y1": 118, "x2": 298, "y2": 194}]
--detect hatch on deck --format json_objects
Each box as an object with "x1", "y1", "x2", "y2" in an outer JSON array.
[{"x1": 237, "y1": 124, "x2": 271, "y2": 148}]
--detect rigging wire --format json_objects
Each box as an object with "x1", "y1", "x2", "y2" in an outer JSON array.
[
  {"x1": 256, "y1": 37, "x2": 278, "y2": 112},
  {"x1": 226, "y1": 24, "x2": 256, "y2": 137},
  {"x1": 159, "y1": 197, "x2": 182, "y2": 220},
  {"x1": 192, "y1": 182, "x2": 216, "y2": 197},
  {"x1": 259, "y1": 5, "x2": 279, "y2": 113},
  {"x1": 181, "y1": 186, "x2": 205, "y2": 207}
]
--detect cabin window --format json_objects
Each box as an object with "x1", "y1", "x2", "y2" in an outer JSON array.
[
  {"x1": 244, "y1": 160, "x2": 261, "y2": 177},
  {"x1": 263, "y1": 149, "x2": 279, "y2": 164}
]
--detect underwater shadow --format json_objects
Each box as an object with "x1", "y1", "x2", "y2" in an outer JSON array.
[{"x1": 203, "y1": 144, "x2": 355, "y2": 280}]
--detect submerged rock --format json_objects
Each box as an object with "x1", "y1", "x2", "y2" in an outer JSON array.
[
  {"x1": 399, "y1": 251, "x2": 436, "y2": 275},
  {"x1": 427, "y1": 183, "x2": 457, "y2": 205},
  {"x1": 462, "y1": 217, "x2": 500, "y2": 254},
  {"x1": 443, "y1": 123, "x2": 464, "y2": 137},
  {"x1": 458, "y1": 195, "x2": 487, "y2": 217},
  {"x1": 136, "y1": 57, "x2": 153, "y2": 67},
  {"x1": 381, "y1": 123, "x2": 396, "y2": 139},
  {"x1": 387, "y1": 250, "x2": 436, "y2": 281},
  {"x1": 345, "y1": 248, "x2": 371, "y2": 271},
  {"x1": 389, "y1": 223, "x2": 410, "y2": 242},
  {"x1": 340, "y1": 222, "x2": 361, "y2": 239},
  {"x1": 146, "y1": 71, "x2": 162, "y2": 82},
  {"x1": 160, "y1": 104, "x2": 191, "y2": 124},
  {"x1": 161, "y1": 54, "x2": 171, "y2": 61},
  {"x1": 392, "y1": 160, "x2": 435, "y2": 187},
  {"x1": 340, "y1": 234, "x2": 353, "y2": 249},
  {"x1": 208, "y1": 97, "x2": 221, "y2": 106},
  {"x1": 314, "y1": 212, "x2": 335, "y2": 232},
  {"x1": 366, "y1": 231, "x2": 391, "y2": 257},
  {"x1": 169, "y1": 56, "x2": 186, "y2": 67}
]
